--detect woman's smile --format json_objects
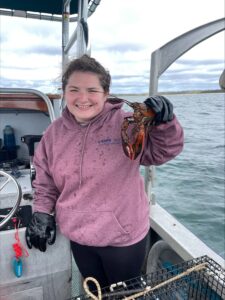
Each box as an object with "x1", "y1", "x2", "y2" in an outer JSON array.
[
  {"x1": 75, "y1": 103, "x2": 94, "y2": 110},
  {"x1": 64, "y1": 71, "x2": 108, "y2": 123}
]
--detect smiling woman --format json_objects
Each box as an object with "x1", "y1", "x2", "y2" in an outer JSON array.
[
  {"x1": 24, "y1": 54, "x2": 184, "y2": 291},
  {"x1": 64, "y1": 72, "x2": 108, "y2": 123},
  {"x1": 62, "y1": 55, "x2": 110, "y2": 123}
]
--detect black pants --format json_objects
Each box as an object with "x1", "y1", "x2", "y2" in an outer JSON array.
[{"x1": 70, "y1": 234, "x2": 148, "y2": 290}]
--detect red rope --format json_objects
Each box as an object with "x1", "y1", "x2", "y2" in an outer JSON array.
[
  {"x1": 12, "y1": 218, "x2": 29, "y2": 259},
  {"x1": 13, "y1": 243, "x2": 23, "y2": 259}
]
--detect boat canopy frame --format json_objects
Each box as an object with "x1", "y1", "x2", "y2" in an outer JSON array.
[
  {"x1": 0, "y1": 0, "x2": 101, "y2": 119},
  {"x1": 0, "y1": 0, "x2": 100, "y2": 20},
  {"x1": 0, "y1": 0, "x2": 101, "y2": 69}
]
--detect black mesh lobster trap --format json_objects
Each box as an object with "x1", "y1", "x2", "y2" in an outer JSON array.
[{"x1": 72, "y1": 255, "x2": 225, "y2": 300}]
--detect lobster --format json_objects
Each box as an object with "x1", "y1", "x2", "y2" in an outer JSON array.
[
  {"x1": 121, "y1": 99, "x2": 155, "y2": 160},
  {"x1": 109, "y1": 97, "x2": 155, "y2": 160}
]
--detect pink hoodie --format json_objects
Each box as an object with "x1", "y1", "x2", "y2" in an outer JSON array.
[{"x1": 33, "y1": 99, "x2": 184, "y2": 246}]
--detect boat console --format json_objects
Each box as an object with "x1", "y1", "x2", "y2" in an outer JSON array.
[{"x1": 0, "y1": 89, "x2": 72, "y2": 300}]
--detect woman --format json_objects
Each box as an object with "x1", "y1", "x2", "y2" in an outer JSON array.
[{"x1": 25, "y1": 55, "x2": 184, "y2": 289}]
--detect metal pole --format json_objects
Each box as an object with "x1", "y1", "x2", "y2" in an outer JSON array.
[
  {"x1": 76, "y1": 0, "x2": 89, "y2": 57},
  {"x1": 62, "y1": 0, "x2": 70, "y2": 71}
]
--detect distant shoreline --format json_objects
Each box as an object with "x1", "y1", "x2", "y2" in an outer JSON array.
[{"x1": 116, "y1": 89, "x2": 225, "y2": 96}]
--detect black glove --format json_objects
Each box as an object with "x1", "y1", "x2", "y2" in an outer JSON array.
[
  {"x1": 144, "y1": 95, "x2": 173, "y2": 125},
  {"x1": 25, "y1": 212, "x2": 56, "y2": 252}
]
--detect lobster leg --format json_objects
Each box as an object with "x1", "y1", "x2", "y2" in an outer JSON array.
[
  {"x1": 130, "y1": 124, "x2": 145, "y2": 160},
  {"x1": 121, "y1": 118, "x2": 134, "y2": 159}
]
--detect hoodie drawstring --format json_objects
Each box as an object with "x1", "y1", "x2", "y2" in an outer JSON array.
[{"x1": 79, "y1": 122, "x2": 92, "y2": 188}]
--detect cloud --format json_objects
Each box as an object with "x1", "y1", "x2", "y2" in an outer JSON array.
[
  {"x1": 0, "y1": 0, "x2": 224, "y2": 94},
  {"x1": 111, "y1": 74, "x2": 148, "y2": 94},
  {"x1": 95, "y1": 42, "x2": 146, "y2": 53},
  {"x1": 24, "y1": 22, "x2": 60, "y2": 39},
  {"x1": 1, "y1": 56, "x2": 223, "y2": 94},
  {"x1": 158, "y1": 58, "x2": 224, "y2": 92},
  {"x1": 178, "y1": 59, "x2": 224, "y2": 67},
  {"x1": 0, "y1": 75, "x2": 60, "y2": 93},
  {"x1": 14, "y1": 45, "x2": 61, "y2": 55},
  {"x1": 109, "y1": 57, "x2": 224, "y2": 94}
]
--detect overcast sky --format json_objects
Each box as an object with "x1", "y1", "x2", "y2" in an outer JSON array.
[{"x1": 0, "y1": 0, "x2": 224, "y2": 94}]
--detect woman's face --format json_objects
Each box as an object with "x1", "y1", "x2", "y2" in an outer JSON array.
[{"x1": 64, "y1": 71, "x2": 108, "y2": 123}]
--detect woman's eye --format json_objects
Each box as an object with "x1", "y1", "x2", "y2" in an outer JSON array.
[
  {"x1": 67, "y1": 88, "x2": 102, "y2": 94},
  {"x1": 88, "y1": 90, "x2": 102, "y2": 94}
]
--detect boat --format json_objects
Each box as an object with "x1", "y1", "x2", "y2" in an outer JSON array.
[{"x1": 0, "y1": 1, "x2": 224, "y2": 299}]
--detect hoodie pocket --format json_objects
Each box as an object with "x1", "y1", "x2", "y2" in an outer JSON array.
[{"x1": 56, "y1": 208, "x2": 131, "y2": 246}]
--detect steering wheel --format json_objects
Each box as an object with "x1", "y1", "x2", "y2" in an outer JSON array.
[{"x1": 0, "y1": 170, "x2": 22, "y2": 230}]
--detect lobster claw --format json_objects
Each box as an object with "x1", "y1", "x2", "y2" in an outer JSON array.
[{"x1": 121, "y1": 120, "x2": 145, "y2": 160}]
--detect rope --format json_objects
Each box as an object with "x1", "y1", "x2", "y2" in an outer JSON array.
[
  {"x1": 12, "y1": 218, "x2": 29, "y2": 259},
  {"x1": 83, "y1": 262, "x2": 207, "y2": 300},
  {"x1": 83, "y1": 277, "x2": 102, "y2": 300}
]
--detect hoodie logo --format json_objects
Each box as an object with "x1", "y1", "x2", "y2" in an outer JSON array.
[{"x1": 98, "y1": 138, "x2": 121, "y2": 145}]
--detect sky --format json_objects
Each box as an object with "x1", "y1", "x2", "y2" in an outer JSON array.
[{"x1": 0, "y1": 0, "x2": 224, "y2": 94}]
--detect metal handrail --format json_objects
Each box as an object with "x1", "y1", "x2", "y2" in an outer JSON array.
[
  {"x1": 0, "y1": 88, "x2": 56, "y2": 122},
  {"x1": 145, "y1": 18, "x2": 225, "y2": 200},
  {"x1": 149, "y1": 18, "x2": 225, "y2": 95}
]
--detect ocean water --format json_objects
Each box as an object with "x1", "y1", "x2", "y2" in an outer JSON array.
[{"x1": 118, "y1": 93, "x2": 225, "y2": 258}]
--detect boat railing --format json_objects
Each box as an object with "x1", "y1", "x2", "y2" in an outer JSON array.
[
  {"x1": 150, "y1": 203, "x2": 225, "y2": 267},
  {"x1": 146, "y1": 18, "x2": 225, "y2": 268},
  {"x1": 146, "y1": 18, "x2": 225, "y2": 198},
  {"x1": 0, "y1": 88, "x2": 57, "y2": 122}
]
